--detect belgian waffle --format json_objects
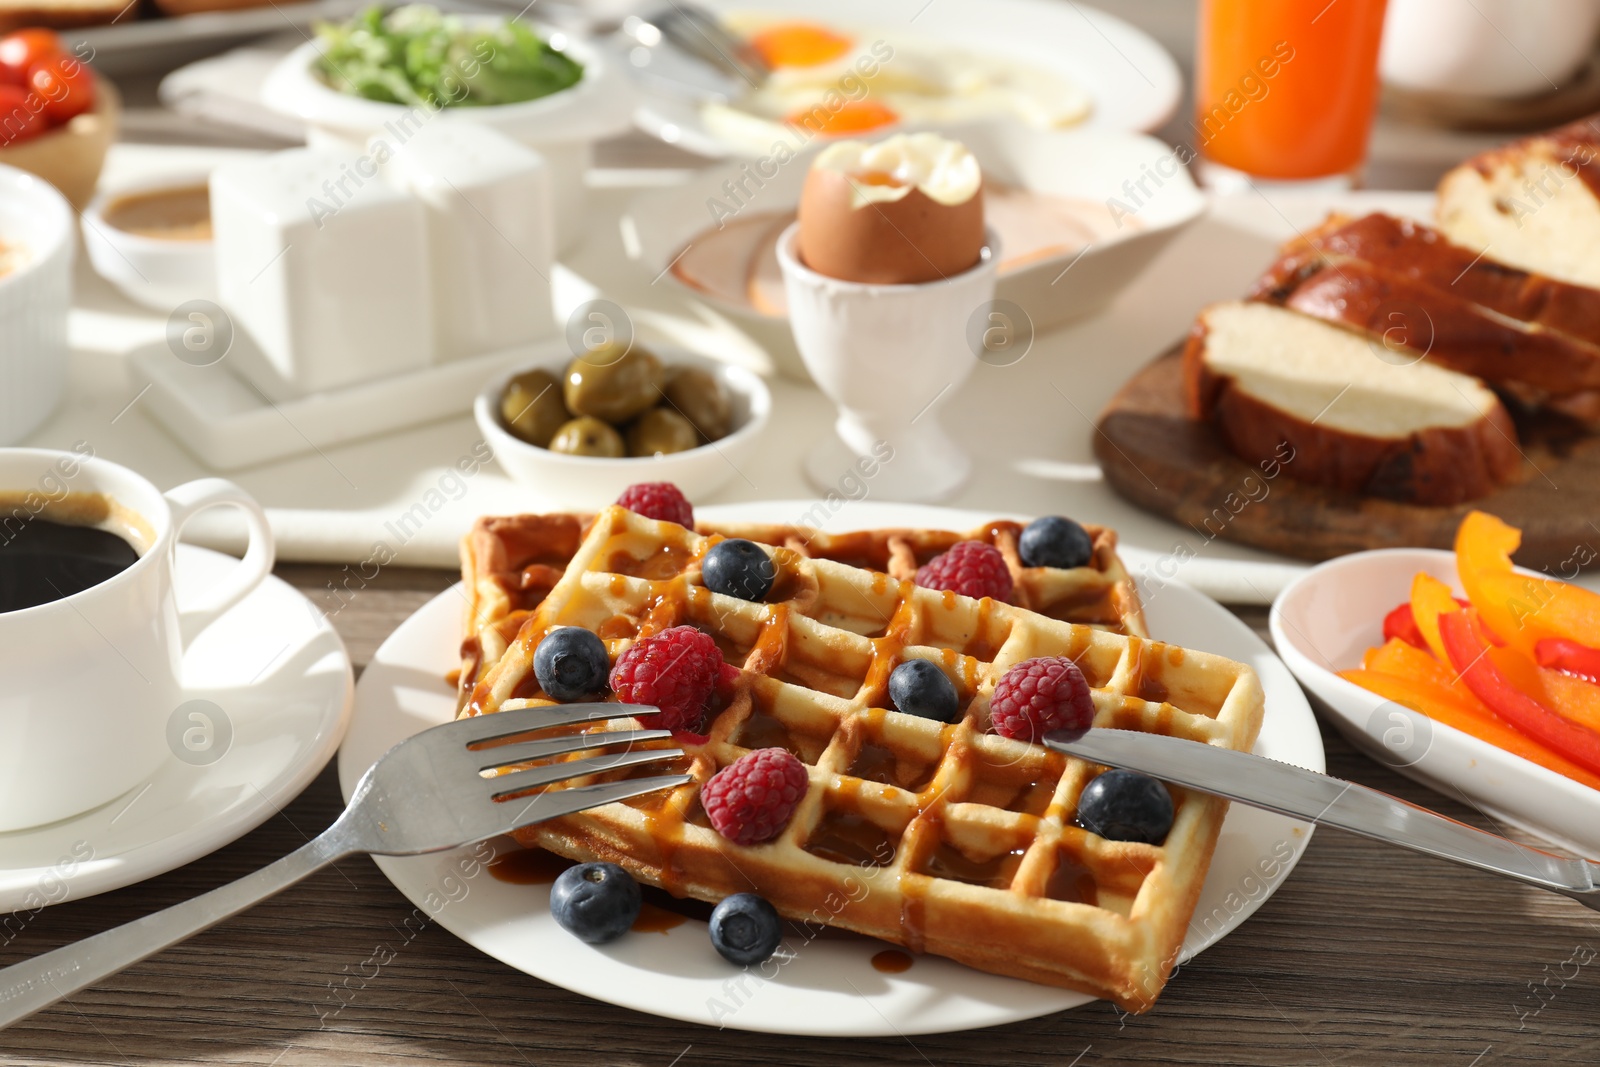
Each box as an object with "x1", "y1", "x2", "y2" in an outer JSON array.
[
  {"x1": 455, "y1": 511, "x2": 1147, "y2": 709},
  {"x1": 456, "y1": 506, "x2": 1263, "y2": 1011}
]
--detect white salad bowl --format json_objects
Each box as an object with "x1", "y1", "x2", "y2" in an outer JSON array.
[
  {"x1": 261, "y1": 24, "x2": 635, "y2": 252},
  {"x1": 621, "y1": 123, "x2": 1205, "y2": 380},
  {"x1": 0, "y1": 163, "x2": 74, "y2": 444},
  {"x1": 475, "y1": 347, "x2": 771, "y2": 509},
  {"x1": 1270, "y1": 547, "x2": 1600, "y2": 857}
]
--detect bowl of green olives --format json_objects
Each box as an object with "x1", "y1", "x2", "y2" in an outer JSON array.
[{"x1": 475, "y1": 343, "x2": 770, "y2": 507}]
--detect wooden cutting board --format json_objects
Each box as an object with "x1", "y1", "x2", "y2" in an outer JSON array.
[{"x1": 1094, "y1": 345, "x2": 1600, "y2": 571}]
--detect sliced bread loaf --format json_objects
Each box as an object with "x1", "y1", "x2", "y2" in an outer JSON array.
[
  {"x1": 1436, "y1": 116, "x2": 1600, "y2": 290},
  {"x1": 1184, "y1": 301, "x2": 1523, "y2": 506}
]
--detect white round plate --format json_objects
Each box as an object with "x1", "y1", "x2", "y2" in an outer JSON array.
[
  {"x1": 343, "y1": 502, "x2": 1322, "y2": 1035},
  {"x1": 1272, "y1": 547, "x2": 1600, "y2": 858},
  {"x1": 633, "y1": 0, "x2": 1182, "y2": 157},
  {"x1": 0, "y1": 544, "x2": 353, "y2": 911}
]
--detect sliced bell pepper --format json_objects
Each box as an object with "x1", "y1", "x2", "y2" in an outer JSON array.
[
  {"x1": 1339, "y1": 668, "x2": 1600, "y2": 791},
  {"x1": 1382, "y1": 603, "x2": 1427, "y2": 650},
  {"x1": 1455, "y1": 510, "x2": 1600, "y2": 656},
  {"x1": 1485, "y1": 643, "x2": 1600, "y2": 734},
  {"x1": 1437, "y1": 609, "x2": 1600, "y2": 777},
  {"x1": 1365, "y1": 636, "x2": 1462, "y2": 692},
  {"x1": 1410, "y1": 572, "x2": 1461, "y2": 666},
  {"x1": 1536, "y1": 638, "x2": 1600, "y2": 682}
]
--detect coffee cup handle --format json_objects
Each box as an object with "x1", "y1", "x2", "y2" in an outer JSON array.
[{"x1": 164, "y1": 479, "x2": 276, "y2": 649}]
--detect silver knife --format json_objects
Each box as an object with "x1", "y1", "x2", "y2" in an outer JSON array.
[{"x1": 1045, "y1": 729, "x2": 1600, "y2": 910}]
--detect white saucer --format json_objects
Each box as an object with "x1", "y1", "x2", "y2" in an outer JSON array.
[
  {"x1": 0, "y1": 544, "x2": 353, "y2": 912},
  {"x1": 341, "y1": 502, "x2": 1324, "y2": 1036}
]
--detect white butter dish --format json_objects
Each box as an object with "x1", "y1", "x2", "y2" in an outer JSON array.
[{"x1": 210, "y1": 147, "x2": 434, "y2": 401}]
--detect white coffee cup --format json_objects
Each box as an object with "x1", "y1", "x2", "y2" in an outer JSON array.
[{"x1": 0, "y1": 448, "x2": 274, "y2": 831}]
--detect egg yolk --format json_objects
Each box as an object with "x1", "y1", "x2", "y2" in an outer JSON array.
[
  {"x1": 749, "y1": 23, "x2": 854, "y2": 68},
  {"x1": 786, "y1": 100, "x2": 899, "y2": 137}
]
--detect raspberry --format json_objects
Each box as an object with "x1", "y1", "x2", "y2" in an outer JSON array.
[
  {"x1": 700, "y1": 748, "x2": 808, "y2": 845},
  {"x1": 609, "y1": 625, "x2": 722, "y2": 732},
  {"x1": 989, "y1": 656, "x2": 1095, "y2": 743},
  {"x1": 616, "y1": 482, "x2": 694, "y2": 527},
  {"x1": 915, "y1": 541, "x2": 1013, "y2": 602}
]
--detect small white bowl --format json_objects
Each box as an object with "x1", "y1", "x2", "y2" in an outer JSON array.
[
  {"x1": 81, "y1": 169, "x2": 217, "y2": 312},
  {"x1": 0, "y1": 163, "x2": 73, "y2": 444},
  {"x1": 620, "y1": 122, "x2": 1206, "y2": 379},
  {"x1": 1270, "y1": 547, "x2": 1600, "y2": 857},
  {"x1": 475, "y1": 347, "x2": 771, "y2": 509},
  {"x1": 261, "y1": 23, "x2": 634, "y2": 253}
]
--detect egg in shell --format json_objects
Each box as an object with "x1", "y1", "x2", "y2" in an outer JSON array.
[{"x1": 797, "y1": 132, "x2": 985, "y2": 286}]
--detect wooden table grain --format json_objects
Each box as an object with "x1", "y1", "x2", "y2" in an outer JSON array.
[{"x1": 3, "y1": 564, "x2": 1597, "y2": 1066}]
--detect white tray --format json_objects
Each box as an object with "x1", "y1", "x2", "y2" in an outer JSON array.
[{"x1": 27, "y1": 144, "x2": 1464, "y2": 602}]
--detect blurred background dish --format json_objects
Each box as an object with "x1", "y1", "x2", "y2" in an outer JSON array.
[{"x1": 81, "y1": 167, "x2": 217, "y2": 309}]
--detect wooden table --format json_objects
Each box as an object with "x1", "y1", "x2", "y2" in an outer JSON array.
[{"x1": 3, "y1": 564, "x2": 1596, "y2": 1066}]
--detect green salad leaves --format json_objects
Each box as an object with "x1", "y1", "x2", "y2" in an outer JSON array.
[{"x1": 314, "y1": 5, "x2": 584, "y2": 109}]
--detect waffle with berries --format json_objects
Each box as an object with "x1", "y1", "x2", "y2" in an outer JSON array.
[
  {"x1": 455, "y1": 511, "x2": 1147, "y2": 708},
  {"x1": 456, "y1": 506, "x2": 1263, "y2": 1011}
]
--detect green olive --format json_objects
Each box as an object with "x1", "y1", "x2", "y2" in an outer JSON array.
[
  {"x1": 662, "y1": 366, "x2": 732, "y2": 441},
  {"x1": 626, "y1": 407, "x2": 700, "y2": 457},
  {"x1": 563, "y1": 342, "x2": 663, "y2": 423},
  {"x1": 548, "y1": 416, "x2": 625, "y2": 458},
  {"x1": 499, "y1": 369, "x2": 569, "y2": 447}
]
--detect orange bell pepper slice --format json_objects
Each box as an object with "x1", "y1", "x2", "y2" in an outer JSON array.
[
  {"x1": 1438, "y1": 609, "x2": 1600, "y2": 776},
  {"x1": 1455, "y1": 510, "x2": 1600, "y2": 656},
  {"x1": 1409, "y1": 572, "x2": 1460, "y2": 666},
  {"x1": 1339, "y1": 668, "x2": 1600, "y2": 790},
  {"x1": 1485, "y1": 644, "x2": 1600, "y2": 734},
  {"x1": 1365, "y1": 636, "x2": 1461, "y2": 691}
]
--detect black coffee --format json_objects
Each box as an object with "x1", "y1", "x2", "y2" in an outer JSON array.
[{"x1": 0, "y1": 517, "x2": 140, "y2": 613}]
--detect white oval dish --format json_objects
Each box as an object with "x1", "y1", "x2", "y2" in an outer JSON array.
[
  {"x1": 0, "y1": 163, "x2": 73, "y2": 444},
  {"x1": 340, "y1": 500, "x2": 1324, "y2": 1036},
  {"x1": 475, "y1": 347, "x2": 771, "y2": 509},
  {"x1": 81, "y1": 168, "x2": 217, "y2": 312},
  {"x1": 621, "y1": 123, "x2": 1206, "y2": 379},
  {"x1": 260, "y1": 23, "x2": 634, "y2": 252},
  {"x1": 1270, "y1": 547, "x2": 1600, "y2": 858}
]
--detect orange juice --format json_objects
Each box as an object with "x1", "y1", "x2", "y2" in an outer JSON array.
[{"x1": 1195, "y1": 0, "x2": 1388, "y2": 181}]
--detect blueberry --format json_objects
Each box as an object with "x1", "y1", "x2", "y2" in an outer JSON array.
[
  {"x1": 888, "y1": 659, "x2": 961, "y2": 723},
  {"x1": 702, "y1": 539, "x2": 776, "y2": 601},
  {"x1": 534, "y1": 627, "x2": 610, "y2": 701},
  {"x1": 550, "y1": 862, "x2": 641, "y2": 944},
  {"x1": 709, "y1": 892, "x2": 783, "y2": 966},
  {"x1": 1018, "y1": 516, "x2": 1093, "y2": 570},
  {"x1": 1075, "y1": 769, "x2": 1174, "y2": 845}
]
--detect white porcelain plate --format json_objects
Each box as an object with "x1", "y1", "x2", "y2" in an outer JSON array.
[
  {"x1": 633, "y1": 0, "x2": 1182, "y2": 157},
  {"x1": 0, "y1": 544, "x2": 353, "y2": 912},
  {"x1": 1271, "y1": 547, "x2": 1600, "y2": 858},
  {"x1": 341, "y1": 502, "x2": 1323, "y2": 1035}
]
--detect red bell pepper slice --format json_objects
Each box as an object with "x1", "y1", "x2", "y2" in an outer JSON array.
[
  {"x1": 1382, "y1": 603, "x2": 1427, "y2": 650},
  {"x1": 1535, "y1": 638, "x2": 1600, "y2": 683},
  {"x1": 1438, "y1": 610, "x2": 1600, "y2": 777}
]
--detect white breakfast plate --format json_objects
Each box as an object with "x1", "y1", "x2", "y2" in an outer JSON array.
[
  {"x1": 0, "y1": 544, "x2": 353, "y2": 913},
  {"x1": 633, "y1": 0, "x2": 1182, "y2": 158},
  {"x1": 340, "y1": 502, "x2": 1324, "y2": 1035},
  {"x1": 1271, "y1": 548, "x2": 1600, "y2": 859}
]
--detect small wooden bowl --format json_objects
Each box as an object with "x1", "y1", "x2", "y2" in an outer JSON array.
[{"x1": 0, "y1": 77, "x2": 119, "y2": 210}]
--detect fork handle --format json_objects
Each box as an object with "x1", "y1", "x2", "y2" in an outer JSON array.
[{"x1": 0, "y1": 830, "x2": 349, "y2": 1030}]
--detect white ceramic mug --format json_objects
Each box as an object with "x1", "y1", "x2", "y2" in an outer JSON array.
[
  {"x1": 0, "y1": 163, "x2": 73, "y2": 446},
  {"x1": 0, "y1": 448, "x2": 274, "y2": 830}
]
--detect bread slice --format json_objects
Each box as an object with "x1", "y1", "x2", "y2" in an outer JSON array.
[
  {"x1": 1184, "y1": 301, "x2": 1522, "y2": 505},
  {"x1": 1255, "y1": 254, "x2": 1600, "y2": 396},
  {"x1": 1252, "y1": 212, "x2": 1600, "y2": 350},
  {"x1": 1436, "y1": 116, "x2": 1600, "y2": 290}
]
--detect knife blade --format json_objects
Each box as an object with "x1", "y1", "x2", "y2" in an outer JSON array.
[{"x1": 1046, "y1": 729, "x2": 1600, "y2": 905}]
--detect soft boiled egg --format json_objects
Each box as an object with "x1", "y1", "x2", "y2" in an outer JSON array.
[{"x1": 797, "y1": 132, "x2": 984, "y2": 285}]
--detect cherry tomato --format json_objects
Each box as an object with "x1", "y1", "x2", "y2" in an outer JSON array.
[
  {"x1": 27, "y1": 53, "x2": 94, "y2": 125},
  {"x1": 0, "y1": 29, "x2": 63, "y2": 86},
  {"x1": 0, "y1": 85, "x2": 47, "y2": 146}
]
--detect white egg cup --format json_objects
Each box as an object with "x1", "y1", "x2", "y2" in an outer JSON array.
[{"x1": 775, "y1": 222, "x2": 997, "y2": 503}]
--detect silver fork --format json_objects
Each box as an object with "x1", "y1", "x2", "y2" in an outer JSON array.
[{"x1": 0, "y1": 703, "x2": 688, "y2": 1029}]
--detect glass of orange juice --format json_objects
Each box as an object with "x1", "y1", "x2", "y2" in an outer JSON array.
[{"x1": 1195, "y1": 0, "x2": 1389, "y2": 188}]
